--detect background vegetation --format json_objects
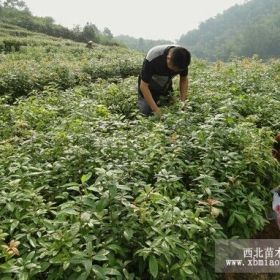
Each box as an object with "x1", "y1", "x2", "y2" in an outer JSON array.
[
  {"x1": 114, "y1": 35, "x2": 173, "y2": 53},
  {"x1": 0, "y1": 0, "x2": 118, "y2": 46},
  {"x1": 178, "y1": 0, "x2": 280, "y2": 61},
  {"x1": 2, "y1": 0, "x2": 279, "y2": 60}
]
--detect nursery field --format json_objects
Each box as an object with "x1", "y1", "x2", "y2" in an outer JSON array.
[{"x1": 0, "y1": 27, "x2": 280, "y2": 280}]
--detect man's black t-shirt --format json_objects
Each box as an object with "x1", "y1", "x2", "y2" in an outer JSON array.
[{"x1": 138, "y1": 45, "x2": 188, "y2": 96}]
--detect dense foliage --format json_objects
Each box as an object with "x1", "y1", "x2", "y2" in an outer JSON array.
[
  {"x1": 0, "y1": 33, "x2": 143, "y2": 101},
  {"x1": 178, "y1": 0, "x2": 280, "y2": 61},
  {"x1": 0, "y1": 21, "x2": 280, "y2": 280},
  {"x1": 115, "y1": 35, "x2": 173, "y2": 53}
]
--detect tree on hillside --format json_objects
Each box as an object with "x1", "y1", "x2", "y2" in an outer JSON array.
[
  {"x1": 41, "y1": 16, "x2": 55, "y2": 26},
  {"x1": 71, "y1": 24, "x2": 82, "y2": 41},
  {"x1": 103, "y1": 27, "x2": 113, "y2": 38},
  {"x1": 3, "y1": 0, "x2": 28, "y2": 11},
  {"x1": 138, "y1": 37, "x2": 144, "y2": 51},
  {"x1": 115, "y1": 35, "x2": 173, "y2": 52},
  {"x1": 82, "y1": 22, "x2": 99, "y2": 43}
]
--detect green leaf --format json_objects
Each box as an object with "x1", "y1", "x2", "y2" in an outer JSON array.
[
  {"x1": 40, "y1": 262, "x2": 50, "y2": 272},
  {"x1": 96, "y1": 198, "x2": 109, "y2": 212},
  {"x1": 124, "y1": 229, "x2": 133, "y2": 241},
  {"x1": 63, "y1": 262, "x2": 70, "y2": 270},
  {"x1": 10, "y1": 220, "x2": 19, "y2": 234},
  {"x1": 83, "y1": 260, "x2": 92, "y2": 275},
  {"x1": 67, "y1": 186, "x2": 80, "y2": 192},
  {"x1": 76, "y1": 271, "x2": 89, "y2": 280},
  {"x1": 104, "y1": 268, "x2": 122, "y2": 276},
  {"x1": 27, "y1": 234, "x2": 36, "y2": 248},
  {"x1": 149, "y1": 255, "x2": 158, "y2": 278},
  {"x1": 62, "y1": 182, "x2": 80, "y2": 188},
  {"x1": 235, "y1": 213, "x2": 246, "y2": 224},
  {"x1": 107, "y1": 244, "x2": 122, "y2": 253},
  {"x1": 60, "y1": 208, "x2": 78, "y2": 215},
  {"x1": 93, "y1": 249, "x2": 109, "y2": 261},
  {"x1": 82, "y1": 196, "x2": 98, "y2": 207},
  {"x1": 117, "y1": 185, "x2": 131, "y2": 191},
  {"x1": 123, "y1": 268, "x2": 131, "y2": 279},
  {"x1": 70, "y1": 223, "x2": 80, "y2": 236},
  {"x1": 205, "y1": 187, "x2": 211, "y2": 196},
  {"x1": 183, "y1": 267, "x2": 193, "y2": 275},
  {"x1": 227, "y1": 213, "x2": 235, "y2": 227},
  {"x1": 81, "y1": 172, "x2": 92, "y2": 184},
  {"x1": 92, "y1": 265, "x2": 106, "y2": 278},
  {"x1": 18, "y1": 271, "x2": 28, "y2": 280},
  {"x1": 26, "y1": 251, "x2": 35, "y2": 261},
  {"x1": 7, "y1": 203, "x2": 15, "y2": 212},
  {"x1": 71, "y1": 254, "x2": 88, "y2": 264}
]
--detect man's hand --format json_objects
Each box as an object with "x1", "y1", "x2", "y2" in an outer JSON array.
[
  {"x1": 140, "y1": 80, "x2": 159, "y2": 113},
  {"x1": 154, "y1": 109, "x2": 163, "y2": 118},
  {"x1": 180, "y1": 100, "x2": 186, "y2": 110}
]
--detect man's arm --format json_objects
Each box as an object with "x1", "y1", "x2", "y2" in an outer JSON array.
[
  {"x1": 179, "y1": 75, "x2": 188, "y2": 101},
  {"x1": 140, "y1": 80, "x2": 160, "y2": 114}
]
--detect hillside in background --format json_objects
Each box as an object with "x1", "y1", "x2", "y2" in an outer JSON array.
[
  {"x1": 2, "y1": 0, "x2": 280, "y2": 60},
  {"x1": 0, "y1": 0, "x2": 170, "y2": 52},
  {"x1": 178, "y1": 0, "x2": 280, "y2": 61},
  {"x1": 0, "y1": 23, "x2": 143, "y2": 101},
  {"x1": 0, "y1": 0, "x2": 118, "y2": 46},
  {"x1": 115, "y1": 35, "x2": 173, "y2": 53}
]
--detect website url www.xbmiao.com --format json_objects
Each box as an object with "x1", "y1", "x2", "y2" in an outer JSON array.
[{"x1": 226, "y1": 259, "x2": 280, "y2": 267}]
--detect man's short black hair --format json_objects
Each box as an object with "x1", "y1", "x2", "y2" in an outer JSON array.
[{"x1": 171, "y1": 47, "x2": 191, "y2": 70}]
